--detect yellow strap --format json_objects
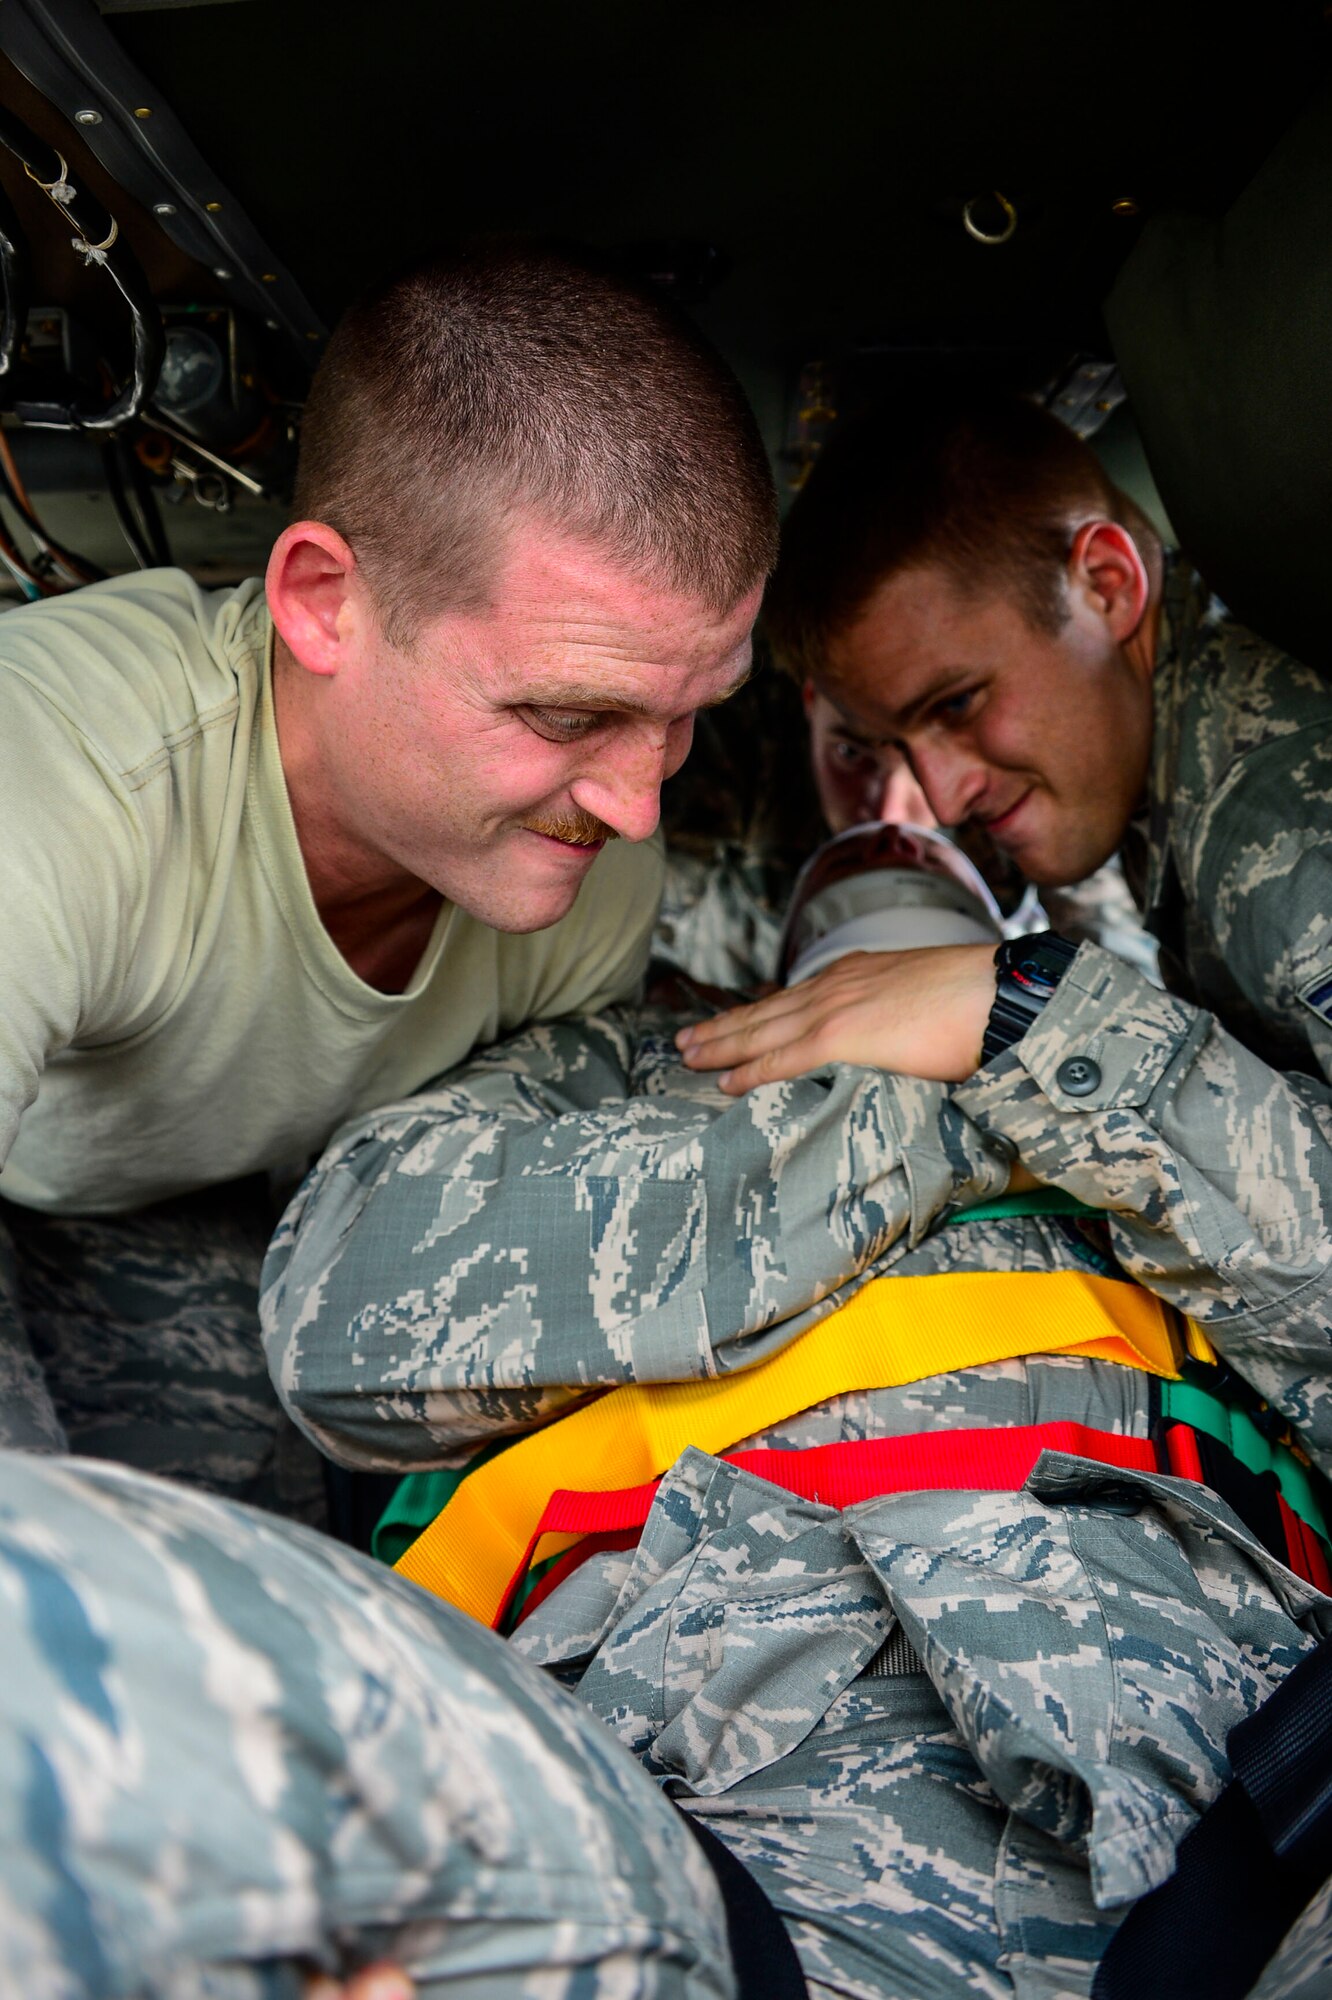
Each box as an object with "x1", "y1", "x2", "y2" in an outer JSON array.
[
  {"x1": 396, "y1": 1267, "x2": 1192, "y2": 1624},
  {"x1": 1185, "y1": 1319, "x2": 1219, "y2": 1366}
]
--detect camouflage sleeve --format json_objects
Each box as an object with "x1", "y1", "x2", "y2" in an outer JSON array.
[
  {"x1": 955, "y1": 942, "x2": 1332, "y2": 1470},
  {"x1": 1216, "y1": 801, "x2": 1332, "y2": 1083},
  {"x1": 1192, "y1": 732, "x2": 1332, "y2": 1081},
  {"x1": 260, "y1": 1010, "x2": 1008, "y2": 1470}
]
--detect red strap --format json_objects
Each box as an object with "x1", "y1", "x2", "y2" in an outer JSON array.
[
  {"x1": 1303, "y1": 1521, "x2": 1332, "y2": 1595},
  {"x1": 539, "y1": 1423, "x2": 1163, "y2": 1530},
  {"x1": 1277, "y1": 1494, "x2": 1332, "y2": 1593},
  {"x1": 1278, "y1": 1493, "x2": 1306, "y2": 1580},
  {"x1": 505, "y1": 1423, "x2": 1171, "y2": 1628},
  {"x1": 1166, "y1": 1422, "x2": 1206, "y2": 1484},
  {"x1": 516, "y1": 1528, "x2": 643, "y2": 1626}
]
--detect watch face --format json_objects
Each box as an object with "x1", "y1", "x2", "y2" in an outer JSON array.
[
  {"x1": 1002, "y1": 935, "x2": 1077, "y2": 1000},
  {"x1": 1007, "y1": 950, "x2": 1061, "y2": 998}
]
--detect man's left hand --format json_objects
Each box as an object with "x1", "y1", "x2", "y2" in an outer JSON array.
[{"x1": 675, "y1": 944, "x2": 997, "y2": 1093}]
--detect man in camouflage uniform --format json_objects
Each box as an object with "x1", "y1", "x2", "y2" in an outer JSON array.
[
  {"x1": 238, "y1": 395, "x2": 1332, "y2": 1989},
  {"x1": 649, "y1": 399, "x2": 1168, "y2": 1002},
  {"x1": 675, "y1": 394, "x2": 1332, "y2": 1203},
  {"x1": 658, "y1": 397, "x2": 1332, "y2": 1981},
  {"x1": 242, "y1": 943, "x2": 1329, "y2": 1999},
  {"x1": 6, "y1": 911, "x2": 1332, "y2": 1993}
]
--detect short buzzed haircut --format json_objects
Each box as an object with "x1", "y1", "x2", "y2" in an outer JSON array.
[
  {"x1": 766, "y1": 393, "x2": 1151, "y2": 681},
  {"x1": 294, "y1": 241, "x2": 778, "y2": 641}
]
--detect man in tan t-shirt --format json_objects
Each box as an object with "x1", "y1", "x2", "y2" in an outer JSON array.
[{"x1": 0, "y1": 244, "x2": 775, "y2": 1518}]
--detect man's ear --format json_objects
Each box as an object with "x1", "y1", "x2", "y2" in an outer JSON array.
[
  {"x1": 266, "y1": 522, "x2": 361, "y2": 678},
  {"x1": 1068, "y1": 520, "x2": 1150, "y2": 645},
  {"x1": 800, "y1": 677, "x2": 818, "y2": 718}
]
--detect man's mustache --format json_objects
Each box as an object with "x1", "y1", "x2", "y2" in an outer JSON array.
[{"x1": 520, "y1": 808, "x2": 619, "y2": 846}]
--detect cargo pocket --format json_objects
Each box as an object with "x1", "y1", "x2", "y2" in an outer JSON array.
[
  {"x1": 847, "y1": 1451, "x2": 1331, "y2": 1912},
  {"x1": 575, "y1": 1448, "x2": 891, "y2": 1793}
]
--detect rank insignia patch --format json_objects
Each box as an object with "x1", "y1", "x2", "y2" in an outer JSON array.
[{"x1": 1297, "y1": 971, "x2": 1332, "y2": 1027}]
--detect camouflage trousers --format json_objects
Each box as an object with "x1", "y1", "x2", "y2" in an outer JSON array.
[
  {"x1": 3, "y1": 1448, "x2": 1332, "y2": 2000},
  {"x1": 0, "y1": 1182, "x2": 324, "y2": 1522},
  {"x1": 516, "y1": 1435, "x2": 1332, "y2": 2000}
]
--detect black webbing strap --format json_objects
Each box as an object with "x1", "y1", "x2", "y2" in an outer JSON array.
[
  {"x1": 676, "y1": 1806, "x2": 810, "y2": 1999},
  {"x1": 1093, "y1": 1637, "x2": 1332, "y2": 1999}
]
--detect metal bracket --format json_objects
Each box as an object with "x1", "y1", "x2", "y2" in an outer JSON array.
[
  {"x1": 1043, "y1": 357, "x2": 1126, "y2": 440},
  {"x1": 0, "y1": 0, "x2": 326, "y2": 362}
]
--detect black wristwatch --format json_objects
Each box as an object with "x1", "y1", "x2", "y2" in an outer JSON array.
[{"x1": 979, "y1": 931, "x2": 1079, "y2": 1067}]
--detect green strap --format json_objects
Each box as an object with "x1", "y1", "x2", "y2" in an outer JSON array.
[
  {"x1": 949, "y1": 1188, "x2": 1105, "y2": 1226},
  {"x1": 1161, "y1": 1375, "x2": 1330, "y2": 1544},
  {"x1": 500, "y1": 1551, "x2": 564, "y2": 1635},
  {"x1": 951, "y1": 1189, "x2": 1331, "y2": 1545}
]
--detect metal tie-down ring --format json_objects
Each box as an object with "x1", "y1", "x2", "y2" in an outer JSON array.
[{"x1": 963, "y1": 191, "x2": 1017, "y2": 245}]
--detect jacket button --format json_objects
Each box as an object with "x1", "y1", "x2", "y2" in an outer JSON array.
[{"x1": 1056, "y1": 1056, "x2": 1102, "y2": 1097}]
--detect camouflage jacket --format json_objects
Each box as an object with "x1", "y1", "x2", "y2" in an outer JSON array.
[
  {"x1": 1122, "y1": 562, "x2": 1332, "y2": 1078},
  {"x1": 262, "y1": 998, "x2": 1330, "y2": 1476},
  {"x1": 954, "y1": 571, "x2": 1332, "y2": 1466},
  {"x1": 261, "y1": 1003, "x2": 1332, "y2": 1989}
]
